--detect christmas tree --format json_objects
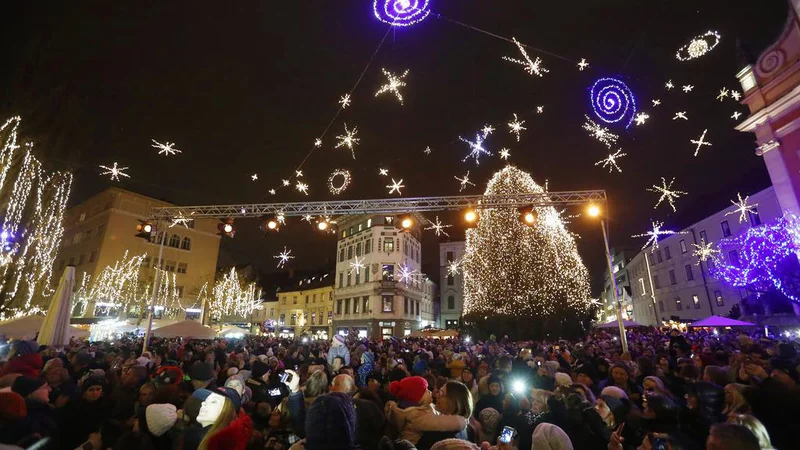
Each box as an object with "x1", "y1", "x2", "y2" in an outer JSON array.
[{"x1": 462, "y1": 166, "x2": 592, "y2": 338}]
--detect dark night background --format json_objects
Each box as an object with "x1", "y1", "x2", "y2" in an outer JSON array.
[{"x1": 0, "y1": 1, "x2": 790, "y2": 292}]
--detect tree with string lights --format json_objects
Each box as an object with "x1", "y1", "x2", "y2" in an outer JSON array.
[{"x1": 462, "y1": 166, "x2": 594, "y2": 338}]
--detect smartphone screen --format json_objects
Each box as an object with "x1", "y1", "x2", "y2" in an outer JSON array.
[
  {"x1": 268, "y1": 388, "x2": 282, "y2": 397},
  {"x1": 279, "y1": 372, "x2": 291, "y2": 384},
  {"x1": 499, "y1": 426, "x2": 515, "y2": 444},
  {"x1": 652, "y1": 438, "x2": 668, "y2": 450}
]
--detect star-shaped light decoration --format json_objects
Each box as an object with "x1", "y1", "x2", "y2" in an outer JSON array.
[
  {"x1": 508, "y1": 113, "x2": 526, "y2": 142},
  {"x1": 387, "y1": 178, "x2": 405, "y2": 195},
  {"x1": 692, "y1": 242, "x2": 720, "y2": 265},
  {"x1": 536, "y1": 105, "x2": 544, "y2": 114},
  {"x1": 594, "y1": 149, "x2": 627, "y2": 173},
  {"x1": 424, "y1": 146, "x2": 432, "y2": 155},
  {"x1": 99, "y1": 162, "x2": 130, "y2": 182},
  {"x1": 481, "y1": 125, "x2": 495, "y2": 137},
  {"x1": 634, "y1": 112, "x2": 650, "y2": 126},
  {"x1": 503, "y1": 37, "x2": 549, "y2": 76},
  {"x1": 632, "y1": 221, "x2": 681, "y2": 252},
  {"x1": 296, "y1": 181, "x2": 309, "y2": 195},
  {"x1": 395, "y1": 265, "x2": 416, "y2": 284},
  {"x1": 725, "y1": 192, "x2": 758, "y2": 223},
  {"x1": 335, "y1": 123, "x2": 360, "y2": 159},
  {"x1": 716, "y1": 88, "x2": 729, "y2": 101},
  {"x1": 460, "y1": 133, "x2": 491, "y2": 165},
  {"x1": 339, "y1": 93, "x2": 351, "y2": 108},
  {"x1": 648, "y1": 177, "x2": 687, "y2": 212},
  {"x1": 276, "y1": 212, "x2": 287, "y2": 225},
  {"x1": 731, "y1": 90, "x2": 742, "y2": 101},
  {"x1": 295, "y1": 170, "x2": 303, "y2": 177},
  {"x1": 282, "y1": 179, "x2": 291, "y2": 186},
  {"x1": 378, "y1": 168, "x2": 389, "y2": 176},
  {"x1": 682, "y1": 85, "x2": 694, "y2": 93},
  {"x1": 424, "y1": 216, "x2": 452, "y2": 237},
  {"x1": 577, "y1": 58, "x2": 589, "y2": 71},
  {"x1": 314, "y1": 138, "x2": 322, "y2": 148},
  {"x1": 170, "y1": 212, "x2": 194, "y2": 229},
  {"x1": 673, "y1": 111, "x2": 688, "y2": 120},
  {"x1": 268, "y1": 189, "x2": 276, "y2": 195},
  {"x1": 302, "y1": 214, "x2": 314, "y2": 222},
  {"x1": 454, "y1": 171, "x2": 476, "y2": 192},
  {"x1": 665, "y1": 80, "x2": 674, "y2": 90},
  {"x1": 499, "y1": 148, "x2": 511, "y2": 160},
  {"x1": 652, "y1": 99, "x2": 662, "y2": 107},
  {"x1": 251, "y1": 174, "x2": 258, "y2": 181},
  {"x1": 151, "y1": 139, "x2": 182, "y2": 156},
  {"x1": 731, "y1": 111, "x2": 742, "y2": 120},
  {"x1": 583, "y1": 116, "x2": 619, "y2": 148},
  {"x1": 690, "y1": 129, "x2": 712, "y2": 156},
  {"x1": 348, "y1": 255, "x2": 366, "y2": 275},
  {"x1": 446, "y1": 259, "x2": 461, "y2": 277},
  {"x1": 375, "y1": 68, "x2": 410, "y2": 104},
  {"x1": 273, "y1": 247, "x2": 295, "y2": 269}
]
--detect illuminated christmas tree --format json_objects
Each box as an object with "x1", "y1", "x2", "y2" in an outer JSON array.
[{"x1": 462, "y1": 166, "x2": 593, "y2": 338}]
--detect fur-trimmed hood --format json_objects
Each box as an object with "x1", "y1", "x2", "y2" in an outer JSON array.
[{"x1": 206, "y1": 410, "x2": 253, "y2": 450}]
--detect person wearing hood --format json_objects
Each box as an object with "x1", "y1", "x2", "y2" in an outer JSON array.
[
  {"x1": 474, "y1": 374, "x2": 505, "y2": 416},
  {"x1": 0, "y1": 340, "x2": 42, "y2": 378},
  {"x1": 327, "y1": 335, "x2": 350, "y2": 368},
  {"x1": 58, "y1": 373, "x2": 113, "y2": 449},
  {"x1": 357, "y1": 348, "x2": 375, "y2": 387}
]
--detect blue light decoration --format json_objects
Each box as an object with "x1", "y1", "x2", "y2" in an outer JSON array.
[
  {"x1": 373, "y1": 0, "x2": 431, "y2": 27},
  {"x1": 589, "y1": 77, "x2": 637, "y2": 129},
  {"x1": 709, "y1": 213, "x2": 800, "y2": 304}
]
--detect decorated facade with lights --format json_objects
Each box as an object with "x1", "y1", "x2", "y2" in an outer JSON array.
[
  {"x1": 273, "y1": 272, "x2": 335, "y2": 339},
  {"x1": 440, "y1": 241, "x2": 466, "y2": 330}
]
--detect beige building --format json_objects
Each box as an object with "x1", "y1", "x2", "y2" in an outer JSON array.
[
  {"x1": 274, "y1": 273, "x2": 335, "y2": 339},
  {"x1": 57, "y1": 187, "x2": 221, "y2": 319}
]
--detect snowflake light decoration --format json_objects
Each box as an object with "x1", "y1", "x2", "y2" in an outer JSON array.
[
  {"x1": 673, "y1": 111, "x2": 688, "y2": 120},
  {"x1": 716, "y1": 88, "x2": 729, "y2": 101},
  {"x1": 634, "y1": 112, "x2": 650, "y2": 126},
  {"x1": 682, "y1": 85, "x2": 694, "y2": 93},
  {"x1": 537, "y1": 106, "x2": 544, "y2": 114},
  {"x1": 577, "y1": 58, "x2": 589, "y2": 71},
  {"x1": 314, "y1": 138, "x2": 322, "y2": 148},
  {"x1": 424, "y1": 216, "x2": 452, "y2": 237},
  {"x1": 454, "y1": 171, "x2": 476, "y2": 192},
  {"x1": 460, "y1": 133, "x2": 491, "y2": 165},
  {"x1": 302, "y1": 214, "x2": 313, "y2": 222},
  {"x1": 725, "y1": 192, "x2": 758, "y2": 223},
  {"x1": 499, "y1": 148, "x2": 511, "y2": 160},
  {"x1": 731, "y1": 90, "x2": 741, "y2": 101},
  {"x1": 268, "y1": 189, "x2": 276, "y2": 195},
  {"x1": 503, "y1": 37, "x2": 549, "y2": 76},
  {"x1": 652, "y1": 99, "x2": 661, "y2": 106},
  {"x1": 446, "y1": 259, "x2": 460, "y2": 277},
  {"x1": 327, "y1": 169, "x2": 352, "y2": 195},
  {"x1": 339, "y1": 93, "x2": 351, "y2": 108},
  {"x1": 99, "y1": 162, "x2": 130, "y2": 181},
  {"x1": 676, "y1": 30, "x2": 721, "y2": 61},
  {"x1": 594, "y1": 149, "x2": 627, "y2": 173},
  {"x1": 274, "y1": 247, "x2": 295, "y2": 269},
  {"x1": 508, "y1": 114, "x2": 526, "y2": 142},
  {"x1": 648, "y1": 177, "x2": 687, "y2": 212},
  {"x1": 378, "y1": 168, "x2": 389, "y2": 176},
  {"x1": 296, "y1": 181, "x2": 309, "y2": 195},
  {"x1": 295, "y1": 170, "x2": 303, "y2": 177},
  {"x1": 386, "y1": 178, "x2": 405, "y2": 195},
  {"x1": 251, "y1": 174, "x2": 258, "y2": 181},
  {"x1": 692, "y1": 241, "x2": 720, "y2": 264},
  {"x1": 633, "y1": 221, "x2": 680, "y2": 252},
  {"x1": 348, "y1": 255, "x2": 366, "y2": 275},
  {"x1": 665, "y1": 80, "x2": 674, "y2": 90},
  {"x1": 282, "y1": 179, "x2": 291, "y2": 186},
  {"x1": 731, "y1": 111, "x2": 742, "y2": 120},
  {"x1": 424, "y1": 146, "x2": 432, "y2": 155},
  {"x1": 335, "y1": 123, "x2": 360, "y2": 159},
  {"x1": 151, "y1": 139, "x2": 182, "y2": 156},
  {"x1": 375, "y1": 68, "x2": 409, "y2": 105},
  {"x1": 690, "y1": 129, "x2": 712, "y2": 156},
  {"x1": 395, "y1": 265, "x2": 416, "y2": 284},
  {"x1": 373, "y1": 0, "x2": 431, "y2": 27},
  {"x1": 582, "y1": 116, "x2": 619, "y2": 148}
]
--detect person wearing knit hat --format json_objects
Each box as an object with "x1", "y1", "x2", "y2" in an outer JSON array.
[
  {"x1": 0, "y1": 391, "x2": 29, "y2": 446},
  {"x1": 0, "y1": 340, "x2": 42, "y2": 378},
  {"x1": 11, "y1": 376, "x2": 48, "y2": 399},
  {"x1": 155, "y1": 365, "x2": 184, "y2": 387},
  {"x1": 305, "y1": 392, "x2": 358, "y2": 450},
  {"x1": 389, "y1": 376, "x2": 430, "y2": 408},
  {"x1": 59, "y1": 371, "x2": 113, "y2": 450},
  {"x1": 385, "y1": 382, "x2": 468, "y2": 445},
  {"x1": 327, "y1": 334, "x2": 350, "y2": 368},
  {"x1": 600, "y1": 385, "x2": 629, "y2": 400},
  {"x1": 143, "y1": 403, "x2": 178, "y2": 437},
  {"x1": 531, "y1": 423, "x2": 574, "y2": 450},
  {"x1": 476, "y1": 407, "x2": 501, "y2": 443},
  {"x1": 554, "y1": 372, "x2": 573, "y2": 388},
  {"x1": 429, "y1": 439, "x2": 480, "y2": 450}
]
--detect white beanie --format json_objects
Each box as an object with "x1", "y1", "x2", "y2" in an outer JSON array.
[
  {"x1": 600, "y1": 386, "x2": 629, "y2": 400},
  {"x1": 532, "y1": 423, "x2": 574, "y2": 450},
  {"x1": 266, "y1": 348, "x2": 274, "y2": 357},
  {"x1": 226, "y1": 367, "x2": 239, "y2": 377},
  {"x1": 555, "y1": 372, "x2": 572, "y2": 388},
  {"x1": 257, "y1": 354, "x2": 268, "y2": 363},
  {"x1": 145, "y1": 403, "x2": 178, "y2": 437}
]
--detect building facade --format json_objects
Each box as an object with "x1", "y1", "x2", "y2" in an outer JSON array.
[
  {"x1": 627, "y1": 186, "x2": 782, "y2": 324},
  {"x1": 598, "y1": 249, "x2": 636, "y2": 324},
  {"x1": 439, "y1": 241, "x2": 466, "y2": 329},
  {"x1": 332, "y1": 214, "x2": 435, "y2": 339},
  {"x1": 274, "y1": 273, "x2": 334, "y2": 339},
  {"x1": 57, "y1": 188, "x2": 221, "y2": 319}
]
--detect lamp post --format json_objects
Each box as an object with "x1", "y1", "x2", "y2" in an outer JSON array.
[
  {"x1": 143, "y1": 220, "x2": 166, "y2": 353},
  {"x1": 588, "y1": 205, "x2": 628, "y2": 353}
]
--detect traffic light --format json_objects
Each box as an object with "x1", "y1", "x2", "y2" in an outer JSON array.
[
  {"x1": 136, "y1": 220, "x2": 153, "y2": 240},
  {"x1": 217, "y1": 218, "x2": 235, "y2": 237}
]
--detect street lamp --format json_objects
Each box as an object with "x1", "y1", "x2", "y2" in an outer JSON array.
[{"x1": 587, "y1": 204, "x2": 628, "y2": 353}]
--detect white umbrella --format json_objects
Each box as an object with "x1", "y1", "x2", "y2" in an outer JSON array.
[{"x1": 37, "y1": 266, "x2": 76, "y2": 347}]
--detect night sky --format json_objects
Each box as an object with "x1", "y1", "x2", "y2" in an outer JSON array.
[{"x1": 0, "y1": 1, "x2": 790, "y2": 291}]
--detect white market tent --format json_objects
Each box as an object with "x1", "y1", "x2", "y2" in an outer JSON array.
[
  {"x1": 0, "y1": 315, "x2": 89, "y2": 340},
  {"x1": 217, "y1": 326, "x2": 251, "y2": 337},
  {"x1": 597, "y1": 320, "x2": 645, "y2": 329},
  {"x1": 690, "y1": 316, "x2": 756, "y2": 327},
  {"x1": 151, "y1": 320, "x2": 216, "y2": 339}
]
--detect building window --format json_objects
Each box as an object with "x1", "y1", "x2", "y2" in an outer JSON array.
[
  {"x1": 336, "y1": 300, "x2": 342, "y2": 315},
  {"x1": 680, "y1": 240, "x2": 687, "y2": 253},
  {"x1": 339, "y1": 249, "x2": 345, "y2": 262},
  {"x1": 73, "y1": 234, "x2": 82, "y2": 245},
  {"x1": 354, "y1": 298, "x2": 360, "y2": 314},
  {"x1": 729, "y1": 250, "x2": 740, "y2": 266},
  {"x1": 658, "y1": 300, "x2": 664, "y2": 312},
  {"x1": 382, "y1": 264, "x2": 394, "y2": 281},
  {"x1": 290, "y1": 314, "x2": 297, "y2": 325},
  {"x1": 305, "y1": 295, "x2": 309, "y2": 304},
  {"x1": 365, "y1": 268, "x2": 370, "y2": 283},
  {"x1": 684, "y1": 265, "x2": 694, "y2": 281},
  {"x1": 656, "y1": 250, "x2": 663, "y2": 263},
  {"x1": 416, "y1": 301, "x2": 420, "y2": 316},
  {"x1": 675, "y1": 298, "x2": 682, "y2": 311},
  {"x1": 328, "y1": 311, "x2": 333, "y2": 324},
  {"x1": 177, "y1": 263, "x2": 188, "y2": 274},
  {"x1": 311, "y1": 312, "x2": 316, "y2": 324},
  {"x1": 293, "y1": 296, "x2": 297, "y2": 304},
  {"x1": 356, "y1": 242, "x2": 362, "y2": 256},
  {"x1": 169, "y1": 234, "x2": 180, "y2": 248},
  {"x1": 446, "y1": 251, "x2": 454, "y2": 261},
  {"x1": 365, "y1": 239, "x2": 372, "y2": 254},
  {"x1": 181, "y1": 237, "x2": 191, "y2": 251},
  {"x1": 363, "y1": 296, "x2": 370, "y2": 313},
  {"x1": 715, "y1": 291, "x2": 724, "y2": 306},
  {"x1": 699, "y1": 230, "x2": 707, "y2": 244},
  {"x1": 748, "y1": 208, "x2": 761, "y2": 226},
  {"x1": 347, "y1": 246, "x2": 353, "y2": 259},
  {"x1": 692, "y1": 294, "x2": 700, "y2": 309},
  {"x1": 347, "y1": 273, "x2": 352, "y2": 286},
  {"x1": 448, "y1": 296, "x2": 455, "y2": 309},
  {"x1": 345, "y1": 298, "x2": 350, "y2": 314},
  {"x1": 382, "y1": 295, "x2": 393, "y2": 312},
  {"x1": 77, "y1": 254, "x2": 85, "y2": 265},
  {"x1": 89, "y1": 251, "x2": 97, "y2": 263},
  {"x1": 280, "y1": 314, "x2": 285, "y2": 325},
  {"x1": 85, "y1": 229, "x2": 92, "y2": 240},
  {"x1": 281, "y1": 296, "x2": 287, "y2": 305},
  {"x1": 383, "y1": 237, "x2": 394, "y2": 253},
  {"x1": 447, "y1": 275, "x2": 454, "y2": 286},
  {"x1": 355, "y1": 272, "x2": 361, "y2": 284},
  {"x1": 367, "y1": 218, "x2": 372, "y2": 227},
  {"x1": 669, "y1": 270, "x2": 676, "y2": 285},
  {"x1": 339, "y1": 272, "x2": 344, "y2": 288},
  {"x1": 653, "y1": 275, "x2": 660, "y2": 289},
  {"x1": 404, "y1": 297, "x2": 409, "y2": 314},
  {"x1": 721, "y1": 220, "x2": 731, "y2": 237},
  {"x1": 165, "y1": 261, "x2": 177, "y2": 272},
  {"x1": 664, "y1": 246, "x2": 671, "y2": 260},
  {"x1": 269, "y1": 308, "x2": 274, "y2": 317}
]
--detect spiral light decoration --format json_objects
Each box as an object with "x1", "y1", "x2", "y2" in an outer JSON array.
[
  {"x1": 589, "y1": 77, "x2": 637, "y2": 129},
  {"x1": 373, "y1": 0, "x2": 431, "y2": 27}
]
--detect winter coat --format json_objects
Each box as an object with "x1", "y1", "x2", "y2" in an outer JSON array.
[
  {"x1": 357, "y1": 352, "x2": 375, "y2": 387},
  {"x1": 0, "y1": 353, "x2": 43, "y2": 378},
  {"x1": 181, "y1": 424, "x2": 210, "y2": 450},
  {"x1": 327, "y1": 346, "x2": 350, "y2": 367},
  {"x1": 474, "y1": 393, "x2": 504, "y2": 417},
  {"x1": 205, "y1": 410, "x2": 253, "y2": 450},
  {"x1": 58, "y1": 395, "x2": 113, "y2": 449},
  {"x1": 22, "y1": 400, "x2": 58, "y2": 441},
  {"x1": 385, "y1": 402, "x2": 467, "y2": 445}
]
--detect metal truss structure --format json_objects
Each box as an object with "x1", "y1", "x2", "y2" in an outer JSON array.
[{"x1": 150, "y1": 190, "x2": 606, "y2": 220}]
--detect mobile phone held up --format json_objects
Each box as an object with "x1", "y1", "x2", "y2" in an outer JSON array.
[
  {"x1": 279, "y1": 372, "x2": 293, "y2": 385},
  {"x1": 499, "y1": 426, "x2": 515, "y2": 444}
]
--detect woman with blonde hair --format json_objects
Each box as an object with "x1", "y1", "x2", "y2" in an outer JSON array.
[
  {"x1": 195, "y1": 387, "x2": 252, "y2": 450},
  {"x1": 721, "y1": 383, "x2": 751, "y2": 418},
  {"x1": 729, "y1": 414, "x2": 776, "y2": 450}
]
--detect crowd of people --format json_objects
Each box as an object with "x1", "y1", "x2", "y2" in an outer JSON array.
[{"x1": 0, "y1": 326, "x2": 798, "y2": 450}]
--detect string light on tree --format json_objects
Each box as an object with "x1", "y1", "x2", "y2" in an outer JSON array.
[
  {"x1": 682, "y1": 85, "x2": 694, "y2": 93},
  {"x1": 673, "y1": 111, "x2": 688, "y2": 120},
  {"x1": 716, "y1": 88, "x2": 729, "y2": 101},
  {"x1": 296, "y1": 181, "x2": 309, "y2": 195},
  {"x1": 335, "y1": 123, "x2": 360, "y2": 159},
  {"x1": 676, "y1": 30, "x2": 722, "y2": 61},
  {"x1": 424, "y1": 216, "x2": 452, "y2": 237},
  {"x1": 327, "y1": 169, "x2": 352, "y2": 195},
  {"x1": 503, "y1": 37, "x2": 549, "y2": 76},
  {"x1": 348, "y1": 255, "x2": 366, "y2": 275},
  {"x1": 99, "y1": 162, "x2": 130, "y2": 182},
  {"x1": 690, "y1": 129, "x2": 712, "y2": 156},
  {"x1": 582, "y1": 116, "x2": 619, "y2": 148},
  {"x1": 375, "y1": 68, "x2": 409, "y2": 105},
  {"x1": 339, "y1": 93, "x2": 351, "y2": 108},
  {"x1": 590, "y1": 77, "x2": 637, "y2": 128},
  {"x1": 725, "y1": 192, "x2": 758, "y2": 223},
  {"x1": 454, "y1": 171, "x2": 476, "y2": 192},
  {"x1": 577, "y1": 58, "x2": 589, "y2": 71},
  {"x1": 692, "y1": 241, "x2": 720, "y2": 264},
  {"x1": 508, "y1": 114, "x2": 526, "y2": 142},
  {"x1": 499, "y1": 148, "x2": 511, "y2": 160},
  {"x1": 632, "y1": 221, "x2": 681, "y2": 252},
  {"x1": 594, "y1": 149, "x2": 627, "y2": 173},
  {"x1": 460, "y1": 133, "x2": 492, "y2": 165},
  {"x1": 274, "y1": 247, "x2": 295, "y2": 269},
  {"x1": 386, "y1": 178, "x2": 405, "y2": 195},
  {"x1": 282, "y1": 179, "x2": 290, "y2": 186},
  {"x1": 373, "y1": 0, "x2": 431, "y2": 27},
  {"x1": 648, "y1": 177, "x2": 687, "y2": 212},
  {"x1": 634, "y1": 112, "x2": 650, "y2": 126}
]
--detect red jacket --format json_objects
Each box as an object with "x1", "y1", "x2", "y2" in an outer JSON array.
[
  {"x1": 207, "y1": 410, "x2": 253, "y2": 450},
  {"x1": 0, "y1": 353, "x2": 43, "y2": 378}
]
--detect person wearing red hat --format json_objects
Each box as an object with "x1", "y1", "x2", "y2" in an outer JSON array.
[{"x1": 384, "y1": 376, "x2": 468, "y2": 445}]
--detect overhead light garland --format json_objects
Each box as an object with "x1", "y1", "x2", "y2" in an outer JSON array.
[
  {"x1": 676, "y1": 30, "x2": 721, "y2": 61},
  {"x1": 673, "y1": 111, "x2": 688, "y2": 121},
  {"x1": 151, "y1": 139, "x2": 182, "y2": 156},
  {"x1": 386, "y1": 178, "x2": 405, "y2": 195},
  {"x1": 690, "y1": 129, "x2": 712, "y2": 156},
  {"x1": 725, "y1": 192, "x2": 758, "y2": 223},
  {"x1": 648, "y1": 177, "x2": 687, "y2": 212},
  {"x1": 424, "y1": 216, "x2": 452, "y2": 237},
  {"x1": 692, "y1": 241, "x2": 720, "y2": 264},
  {"x1": 335, "y1": 123, "x2": 360, "y2": 159},
  {"x1": 454, "y1": 171, "x2": 476, "y2": 192},
  {"x1": 99, "y1": 162, "x2": 130, "y2": 181},
  {"x1": 632, "y1": 220, "x2": 682, "y2": 252},
  {"x1": 594, "y1": 149, "x2": 627, "y2": 173},
  {"x1": 373, "y1": 0, "x2": 431, "y2": 27},
  {"x1": 582, "y1": 116, "x2": 619, "y2": 148},
  {"x1": 590, "y1": 77, "x2": 637, "y2": 129},
  {"x1": 507, "y1": 114, "x2": 526, "y2": 142},
  {"x1": 274, "y1": 247, "x2": 295, "y2": 268},
  {"x1": 339, "y1": 93, "x2": 352, "y2": 108},
  {"x1": 503, "y1": 37, "x2": 549, "y2": 76},
  {"x1": 460, "y1": 133, "x2": 491, "y2": 165},
  {"x1": 375, "y1": 68, "x2": 410, "y2": 105}
]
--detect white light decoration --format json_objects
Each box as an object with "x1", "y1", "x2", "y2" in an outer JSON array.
[
  {"x1": 378, "y1": 168, "x2": 389, "y2": 176},
  {"x1": 648, "y1": 177, "x2": 687, "y2": 212},
  {"x1": 665, "y1": 80, "x2": 674, "y2": 90},
  {"x1": 690, "y1": 129, "x2": 712, "y2": 156},
  {"x1": 716, "y1": 88, "x2": 729, "y2": 101},
  {"x1": 732, "y1": 111, "x2": 742, "y2": 120},
  {"x1": 682, "y1": 85, "x2": 694, "y2": 93},
  {"x1": 327, "y1": 169, "x2": 352, "y2": 195},
  {"x1": 205, "y1": 268, "x2": 261, "y2": 321},
  {"x1": 446, "y1": 259, "x2": 461, "y2": 277},
  {"x1": 373, "y1": 0, "x2": 431, "y2": 27},
  {"x1": 652, "y1": 99, "x2": 661, "y2": 106},
  {"x1": 536, "y1": 106, "x2": 544, "y2": 114},
  {"x1": 503, "y1": 37, "x2": 549, "y2": 76},
  {"x1": 151, "y1": 139, "x2": 182, "y2": 156},
  {"x1": 577, "y1": 58, "x2": 589, "y2": 71},
  {"x1": 673, "y1": 111, "x2": 688, "y2": 120},
  {"x1": 594, "y1": 149, "x2": 627, "y2": 173},
  {"x1": 632, "y1": 221, "x2": 680, "y2": 252},
  {"x1": 692, "y1": 241, "x2": 720, "y2": 264},
  {"x1": 582, "y1": 116, "x2": 619, "y2": 148},
  {"x1": 676, "y1": 31, "x2": 721, "y2": 61},
  {"x1": 170, "y1": 212, "x2": 194, "y2": 228},
  {"x1": 375, "y1": 68, "x2": 409, "y2": 105},
  {"x1": 276, "y1": 212, "x2": 287, "y2": 225},
  {"x1": 314, "y1": 138, "x2": 322, "y2": 148},
  {"x1": 274, "y1": 247, "x2": 295, "y2": 268},
  {"x1": 335, "y1": 123, "x2": 360, "y2": 159},
  {"x1": 339, "y1": 93, "x2": 351, "y2": 108},
  {"x1": 395, "y1": 264, "x2": 416, "y2": 284},
  {"x1": 508, "y1": 113, "x2": 526, "y2": 142},
  {"x1": 454, "y1": 171, "x2": 476, "y2": 192},
  {"x1": 348, "y1": 255, "x2": 366, "y2": 275},
  {"x1": 424, "y1": 216, "x2": 452, "y2": 237},
  {"x1": 725, "y1": 192, "x2": 758, "y2": 223},
  {"x1": 302, "y1": 214, "x2": 313, "y2": 222},
  {"x1": 386, "y1": 178, "x2": 405, "y2": 195},
  {"x1": 73, "y1": 251, "x2": 148, "y2": 317},
  {"x1": 634, "y1": 112, "x2": 650, "y2": 126},
  {"x1": 462, "y1": 166, "x2": 592, "y2": 320},
  {"x1": 268, "y1": 189, "x2": 276, "y2": 195},
  {"x1": 296, "y1": 181, "x2": 309, "y2": 195},
  {"x1": 460, "y1": 133, "x2": 492, "y2": 165},
  {"x1": 282, "y1": 179, "x2": 291, "y2": 186},
  {"x1": 424, "y1": 146, "x2": 432, "y2": 155},
  {"x1": 99, "y1": 162, "x2": 130, "y2": 181},
  {"x1": 499, "y1": 148, "x2": 511, "y2": 160},
  {"x1": 731, "y1": 90, "x2": 741, "y2": 101},
  {"x1": 251, "y1": 174, "x2": 258, "y2": 181},
  {"x1": 481, "y1": 125, "x2": 495, "y2": 138}
]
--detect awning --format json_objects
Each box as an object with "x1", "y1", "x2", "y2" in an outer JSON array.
[{"x1": 689, "y1": 315, "x2": 756, "y2": 327}]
